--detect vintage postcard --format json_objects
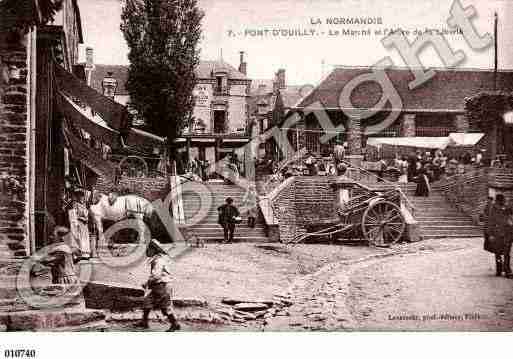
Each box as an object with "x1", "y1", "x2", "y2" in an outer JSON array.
[{"x1": 0, "y1": 0, "x2": 512, "y2": 349}]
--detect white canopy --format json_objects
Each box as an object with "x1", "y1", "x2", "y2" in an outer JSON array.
[
  {"x1": 447, "y1": 132, "x2": 484, "y2": 146},
  {"x1": 366, "y1": 136, "x2": 452, "y2": 149}
]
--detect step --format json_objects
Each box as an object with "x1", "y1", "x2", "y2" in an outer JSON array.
[
  {"x1": 422, "y1": 233, "x2": 483, "y2": 240},
  {"x1": 417, "y1": 220, "x2": 476, "y2": 226},
  {"x1": 0, "y1": 308, "x2": 106, "y2": 331},
  {"x1": 419, "y1": 225, "x2": 481, "y2": 231},
  {"x1": 183, "y1": 214, "x2": 261, "y2": 221},
  {"x1": 415, "y1": 207, "x2": 462, "y2": 217},
  {"x1": 415, "y1": 216, "x2": 475, "y2": 221},
  {"x1": 182, "y1": 190, "x2": 246, "y2": 195},
  {"x1": 188, "y1": 225, "x2": 267, "y2": 231},
  {"x1": 189, "y1": 223, "x2": 267, "y2": 229},
  {"x1": 191, "y1": 229, "x2": 268, "y2": 237},
  {"x1": 411, "y1": 202, "x2": 455, "y2": 206},
  {"x1": 183, "y1": 211, "x2": 261, "y2": 217},
  {"x1": 410, "y1": 200, "x2": 453, "y2": 204},
  {"x1": 187, "y1": 226, "x2": 267, "y2": 231},
  {"x1": 420, "y1": 229, "x2": 483, "y2": 236},
  {"x1": 191, "y1": 235, "x2": 269, "y2": 243}
]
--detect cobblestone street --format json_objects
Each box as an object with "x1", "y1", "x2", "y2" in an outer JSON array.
[
  {"x1": 264, "y1": 237, "x2": 513, "y2": 331},
  {"x1": 89, "y1": 236, "x2": 513, "y2": 331}
]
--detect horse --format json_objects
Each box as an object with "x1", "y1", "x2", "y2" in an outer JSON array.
[{"x1": 89, "y1": 192, "x2": 155, "y2": 247}]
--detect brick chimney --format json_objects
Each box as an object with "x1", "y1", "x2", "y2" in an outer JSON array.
[
  {"x1": 85, "y1": 47, "x2": 94, "y2": 86},
  {"x1": 276, "y1": 68, "x2": 286, "y2": 89},
  {"x1": 238, "y1": 51, "x2": 247, "y2": 75},
  {"x1": 273, "y1": 80, "x2": 279, "y2": 94},
  {"x1": 85, "y1": 47, "x2": 94, "y2": 69}
]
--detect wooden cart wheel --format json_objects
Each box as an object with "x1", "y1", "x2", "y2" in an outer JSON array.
[{"x1": 361, "y1": 200, "x2": 405, "y2": 246}]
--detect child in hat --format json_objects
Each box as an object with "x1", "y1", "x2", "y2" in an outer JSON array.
[{"x1": 139, "y1": 239, "x2": 180, "y2": 331}]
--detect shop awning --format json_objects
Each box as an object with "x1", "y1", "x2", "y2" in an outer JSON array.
[
  {"x1": 126, "y1": 128, "x2": 166, "y2": 149},
  {"x1": 58, "y1": 92, "x2": 120, "y2": 146},
  {"x1": 366, "y1": 136, "x2": 452, "y2": 149},
  {"x1": 222, "y1": 138, "x2": 251, "y2": 144},
  {"x1": 448, "y1": 132, "x2": 484, "y2": 146},
  {"x1": 55, "y1": 64, "x2": 129, "y2": 131},
  {"x1": 63, "y1": 124, "x2": 117, "y2": 179}
]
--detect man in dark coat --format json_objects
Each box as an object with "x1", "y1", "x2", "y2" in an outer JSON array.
[
  {"x1": 217, "y1": 197, "x2": 240, "y2": 243},
  {"x1": 488, "y1": 194, "x2": 513, "y2": 277}
]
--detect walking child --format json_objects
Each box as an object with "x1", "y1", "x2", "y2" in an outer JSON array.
[{"x1": 139, "y1": 239, "x2": 181, "y2": 331}]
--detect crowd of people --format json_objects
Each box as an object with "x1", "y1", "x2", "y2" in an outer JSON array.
[
  {"x1": 183, "y1": 152, "x2": 243, "y2": 183},
  {"x1": 262, "y1": 147, "x2": 490, "y2": 198}
]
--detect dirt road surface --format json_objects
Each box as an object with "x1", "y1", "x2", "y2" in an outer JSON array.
[
  {"x1": 347, "y1": 237, "x2": 513, "y2": 331},
  {"x1": 81, "y1": 237, "x2": 513, "y2": 331}
]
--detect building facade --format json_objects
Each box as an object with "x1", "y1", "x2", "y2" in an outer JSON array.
[
  {"x1": 249, "y1": 68, "x2": 310, "y2": 160},
  {"x1": 280, "y1": 66, "x2": 513, "y2": 162},
  {"x1": 90, "y1": 52, "x2": 253, "y2": 178},
  {"x1": 0, "y1": 0, "x2": 84, "y2": 258}
]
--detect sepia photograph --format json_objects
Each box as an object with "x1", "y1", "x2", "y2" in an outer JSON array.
[{"x1": 0, "y1": 0, "x2": 513, "y2": 354}]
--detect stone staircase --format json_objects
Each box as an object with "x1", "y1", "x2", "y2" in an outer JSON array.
[
  {"x1": 181, "y1": 181, "x2": 269, "y2": 243},
  {"x1": 366, "y1": 182, "x2": 483, "y2": 240}
]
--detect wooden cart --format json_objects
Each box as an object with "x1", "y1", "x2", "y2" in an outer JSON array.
[{"x1": 289, "y1": 183, "x2": 406, "y2": 247}]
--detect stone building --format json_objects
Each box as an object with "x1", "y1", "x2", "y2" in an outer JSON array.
[
  {"x1": 0, "y1": 0, "x2": 84, "y2": 258},
  {"x1": 90, "y1": 52, "x2": 253, "y2": 178},
  {"x1": 280, "y1": 66, "x2": 513, "y2": 162},
  {"x1": 248, "y1": 68, "x2": 310, "y2": 159}
]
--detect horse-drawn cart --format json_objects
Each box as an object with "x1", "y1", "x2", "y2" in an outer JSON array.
[{"x1": 288, "y1": 180, "x2": 406, "y2": 247}]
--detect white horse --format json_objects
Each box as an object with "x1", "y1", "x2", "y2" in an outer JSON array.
[{"x1": 89, "y1": 192, "x2": 154, "y2": 246}]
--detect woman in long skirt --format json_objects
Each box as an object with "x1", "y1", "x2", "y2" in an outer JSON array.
[
  {"x1": 69, "y1": 189, "x2": 91, "y2": 258},
  {"x1": 414, "y1": 164, "x2": 430, "y2": 197},
  {"x1": 242, "y1": 183, "x2": 258, "y2": 228}
]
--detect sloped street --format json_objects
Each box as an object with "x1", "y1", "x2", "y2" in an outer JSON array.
[
  {"x1": 264, "y1": 237, "x2": 513, "y2": 331},
  {"x1": 89, "y1": 236, "x2": 513, "y2": 332}
]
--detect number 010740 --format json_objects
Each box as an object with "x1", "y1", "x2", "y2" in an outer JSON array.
[{"x1": 4, "y1": 350, "x2": 36, "y2": 358}]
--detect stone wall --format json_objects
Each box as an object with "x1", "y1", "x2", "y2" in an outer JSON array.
[
  {"x1": 434, "y1": 168, "x2": 489, "y2": 223},
  {"x1": 94, "y1": 176, "x2": 170, "y2": 202},
  {"x1": 294, "y1": 177, "x2": 337, "y2": 224},
  {"x1": 269, "y1": 176, "x2": 337, "y2": 242},
  {"x1": 0, "y1": 44, "x2": 29, "y2": 258},
  {"x1": 270, "y1": 178, "x2": 297, "y2": 243}
]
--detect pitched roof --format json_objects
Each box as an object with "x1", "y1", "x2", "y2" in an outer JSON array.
[
  {"x1": 250, "y1": 79, "x2": 274, "y2": 95},
  {"x1": 296, "y1": 66, "x2": 513, "y2": 111},
  {"x1": 90, "y1": 60, "x2": 249, "y2": 96},
  {"x1": 279, "y1": 85, "x2": 311, "y2": 108},
  {"x1": 195, "y1": 60, "x2": 249, "y2": 80}
]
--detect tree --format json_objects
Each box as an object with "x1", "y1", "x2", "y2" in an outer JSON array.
[{"x1": 121, "y1": 0, "x2": 203, "y2": 169}]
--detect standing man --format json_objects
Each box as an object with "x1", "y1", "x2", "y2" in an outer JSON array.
[
  {"x1": 217, "y1": 197, "x2": 240, "y2": 243},
  {"x1": 488, "y1": 194, "x2": 513, "y2": 277}
]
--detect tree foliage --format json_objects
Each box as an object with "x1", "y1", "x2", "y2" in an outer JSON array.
[
  {"x1": 465, "y1": 92, "x2": 513, "y2": 131},
  {"x1": 120, "y1": 0, "x2": 204, "y2": 148}
]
